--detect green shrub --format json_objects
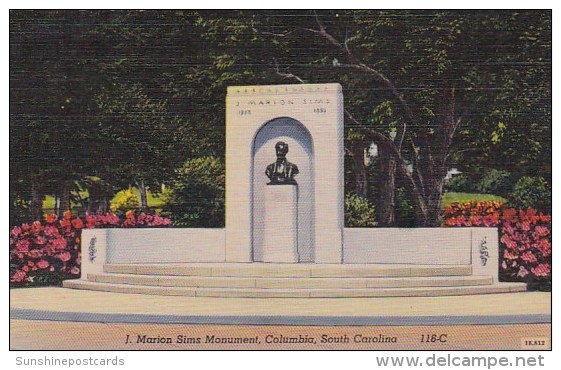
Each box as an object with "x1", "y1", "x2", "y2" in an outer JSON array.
[
  {"x1": 394, "y1": 187, "x2": 416, "y2": 227},
  {"x1": 475, "y1": 169, "x2": 513, "y2": 196},
  {"x1": 110, "y1": 188, "x2": 140, "y2": 215},
  {"x1": 445, "y1": 174, "x2": 474, "y2": 193},
  {"x1": 163, "y1": 156, "x2": 225, "y2": 227},
  {"x1": 345, "y1": 193, "x2": 376, "y2": 227},
  {"x1": 509, "y1": 176, "x2": 551, "y2": 213}
]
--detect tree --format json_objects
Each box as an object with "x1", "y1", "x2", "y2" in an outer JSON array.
[
  {"x1": 247, "y1": 10, "x2": 551, "y2": 226},
  {"x1": 10, "y1": 10, "x2": 551, "y2": 227},
  {"x1": 163, "y1": 156, "x2": 225, "y2": 227}
]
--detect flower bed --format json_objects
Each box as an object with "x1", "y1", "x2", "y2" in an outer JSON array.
[
  {"x1": 443, "y1": 201, "x2": 551, "y2": 288},
  {"x1": 9, "y1": 210, "x2": 172, "y2": 287}
]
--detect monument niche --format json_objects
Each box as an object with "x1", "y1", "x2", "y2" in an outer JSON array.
[{"x1": 262, "y1": 142, "x2": 300, "y2": 263}]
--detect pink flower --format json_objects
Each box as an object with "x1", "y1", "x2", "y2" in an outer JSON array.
[
  {"x1": 37, "y1": 260, "x2": 49, "y2": 269},
  {"x1": 70, "y1": 266, "x2": 80, "y2": 275},
  {"x1": 521, "y1": 252, "x2": 537, "y2": 263},
  {"x1": 15, "y1": 240, "x2": 30, "y2": 253},
  {"x1": 85, "y1": 214, "x2": 97, "y2": 228},
  {"x1": 532, "y1": 264, "x2": 551, "y2": 278},
  {"x1": 517, "y1": 266, "x2": 529, "y2": 278},
  {"x1": 534, "y1": 226, "x2": 550, "y2": 237},
  {"x1": 51, "y1": 237, "x2": 67, "y2": 250},
  {"x1": 500, "y1": 235, "x2": 517, "y2": 249},
  {"x1": 57, "y1": 252, "x2": 71, "y2": 262},
  {"x1": 28, "y1": 249, "x2": 43, "y2": 258},
  {"x1": 43, "y1": 225, "x2": 60, "y2": 237},
  {"x1": 11, "y1": 226, "x2": 22, "y2": 237},
  {"x1": 31, "y1": 221, "x2": 43, "y2": 234},
  {"x1": 35, "y1": 236, "x2": 47, "y2": 245},
  {"x1": 503, "y1": 250, "x2": 518, "y2": 260},
  {"x1": 11, "y1": 270, "x2": 27, "y2": 283}
]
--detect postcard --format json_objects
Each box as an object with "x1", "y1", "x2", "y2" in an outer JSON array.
[{"x1": 9, "y1": 9, "x2": 551, "y2": 353}]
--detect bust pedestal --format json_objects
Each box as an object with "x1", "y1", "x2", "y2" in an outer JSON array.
[{"x1": 262, "y1": 184, "x2": 299, "y2": 263}]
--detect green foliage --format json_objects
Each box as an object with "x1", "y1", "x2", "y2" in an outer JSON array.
[
  {"x1": 394, "y1": 187, "x2": 416, "y2": 227},
  {"x1": 9, "y1": 10, "x2": 551, "y2": 227},
  {"x1": 163, "y1": 157, "x2": 225, "y2": 227},
  {"x1": 508, "y1": 176, "x2": 551, "y2": 212},
  {"x1": 474, "y1": 169, "x2": 514, "y2": 196},
  {"x1": 10, "y1": 196, "x2": 31, "y2": 227},
  {"x1": 344, "y1": 193, "x2": 376, "y2": 227},
  {"x1": 445, "y1": 174, "x2": 474, "y2": 193},
  {"x1": 110, "y1": 188, "x2": 140, "y2": 215},
  {"x1": 446, "y1": 169, "x2": 514, "y2": 198},
  {"x1": 442, "y1": 192, "x2": 507, "y2": 208}
]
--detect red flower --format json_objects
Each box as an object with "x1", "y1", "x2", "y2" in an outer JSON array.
[
  {"x1": 63, "y1": 210, "x2": 72, "y2": 220},
  {"x1": 71, "y1": 218, "x2": 84, "y2": 229},
  {"x1": 45, "y1": 213, "x2": 58, "y2": 224}
]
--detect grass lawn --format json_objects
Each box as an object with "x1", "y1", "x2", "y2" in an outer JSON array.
[
  {"x1": 43, "y1": 189, "x2": 505, "y2": 213},
  {"x1": 442, "y1": 192, "x2": 507, "y2": 208}
]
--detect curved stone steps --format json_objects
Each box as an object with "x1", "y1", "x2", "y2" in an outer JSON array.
[
  {"x1": 87, "y1": 273, "x2": 494, "y2": 289},
  {"x1": 63, "y1": 279, "x2": 527, "y2": 298},
  {"x1": 103, "y1": 263, "x2": 473, "y2": 278}
]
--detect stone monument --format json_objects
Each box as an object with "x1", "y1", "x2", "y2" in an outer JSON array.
[{"x1": 65, "y1": 83, "x2": 526, "y2": 298}]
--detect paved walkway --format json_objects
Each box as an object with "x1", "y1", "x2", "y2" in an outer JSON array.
[
  {"x1": 10, "y1": 288, "x2": 551, "y2": 350},
  {"x1": 10, "y1": 288, "x2": 551, "y2": 325}
]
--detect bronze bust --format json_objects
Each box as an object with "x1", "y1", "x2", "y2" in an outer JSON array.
[{"x1": 265, "y1": 141, "x2": 299, "y2": 185}]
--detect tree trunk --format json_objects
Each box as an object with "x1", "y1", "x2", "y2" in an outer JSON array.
[
  {"x1": 351, "y1": 143, "x2": 368, "y2": 198},
  {"x1": 377, "y1": 143, "x2": 396, "y2": 226},
  {"x1": 137, "y1": 179, "x2": 149, "y2": 210},
  {"x1": 87, "y1": 183, "x2": 109, "y2": 215},
  {"x1": 30, "y1": 180, "x2": 43, "y2": 221},
  {"x1": 426, "y1": 183, "x2": 445, "y2": 226},
  {"x1": 59, "y1": 182, "x2": 71, "y2": 214}
]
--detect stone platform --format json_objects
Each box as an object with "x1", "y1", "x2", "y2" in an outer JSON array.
[{"x1": 63, "y1": 263, "x2": 526, "y2": 298}]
